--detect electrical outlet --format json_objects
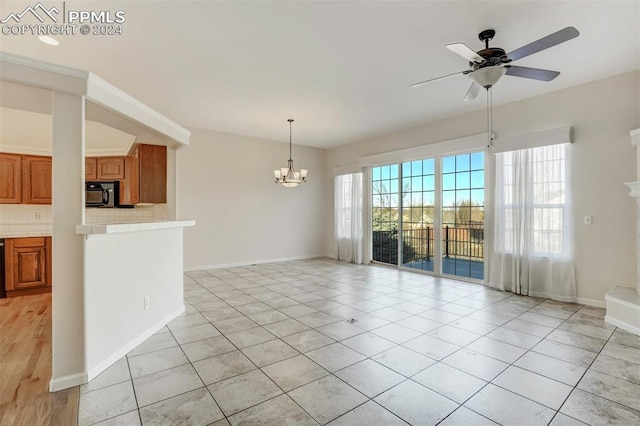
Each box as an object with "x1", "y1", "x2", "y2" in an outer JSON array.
[
  {"x1": 33, "y1": 212, "x2": 40, "y2": 221},
  {"x1": 584, "y1": 215, "x2": 592, "y2": 225},
  {"x1": 144, "y1": 296, "x2": 150, "y2": 310}
]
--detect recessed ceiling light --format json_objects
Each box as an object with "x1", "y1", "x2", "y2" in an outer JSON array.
[{"x1": 38, "y1": 36, "x2": 59, "y2": 46}]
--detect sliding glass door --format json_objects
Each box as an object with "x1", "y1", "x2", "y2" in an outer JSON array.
[
  {"x1": 371, "y1": 151, "x2": 485, "y2": 281},
  {"x1": 402, "y1": 159, "x2": 436, "y2": 272},
  {"x1": 372, "y1": 164, "x2": 399, "y2": 265},
  {"x1": 441, "y1": 152, "x2": 485, "y2": 279}
]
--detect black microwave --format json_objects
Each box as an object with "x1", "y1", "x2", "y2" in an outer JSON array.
[{"x1": 86, "y1": 181, "x2": 119, "y2": 208}]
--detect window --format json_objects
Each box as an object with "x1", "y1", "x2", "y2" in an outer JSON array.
[{"x1": 496, "y1": 143, "x2": 569, "y2": 257}]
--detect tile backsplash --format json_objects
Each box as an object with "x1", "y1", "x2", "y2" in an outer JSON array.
[
  {"x1": 85, "y1": 204, "x2": 167, "y2": 224},
  {"x1": 0, "y1": 204, "x2": 52, "y2": 225},
  {"x1": 0, "y1": 204, "x2": 167, "y2": 225}
]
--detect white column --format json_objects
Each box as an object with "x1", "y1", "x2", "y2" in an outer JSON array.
[
  {"x1": 632, "y1": 129, "x2": 640, "y2": 294},
  {"x1": 50, "y1": 91, "x2": 86, "y2": 391},
  {"x1": 606, "y1": 129, "x2": 640, "y2": 335}
]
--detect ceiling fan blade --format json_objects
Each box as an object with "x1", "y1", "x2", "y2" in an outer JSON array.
[
  {"x1": 410, "y1": 70, "x2": 471, "y2": 88},
  {"x1": 507, "y1": 26, "x2": 579, "y2": 61},
  {"x1": 505, "y1": 65, "x2": 560, "y2": 81},
  {"x1": 446, "y1": 43, "x2": 486, "y2": 63},
  {"x1": 464, "y1": 83, "x2": 481, "y2": 101}
]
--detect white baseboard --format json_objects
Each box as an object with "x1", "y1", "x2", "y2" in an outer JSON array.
[
  {"x1": 49, "y1": 372, "x2": 87, "y2": 392},
  {"x1": 184, "y1": 254, "x2": 326, "y2": 271},
  {"x1": 85, "y1": 305, "x2": 185, "y2": 383},
  {"x1": 605, "y1": 315, "x2": 640, "y2": 335},
  {"x1": 577, "y1": 297, "x2": 606, "y2": 308}
]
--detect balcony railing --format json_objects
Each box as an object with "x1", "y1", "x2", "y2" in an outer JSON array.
[{"x1": 373, "y1": 223, "x2": 484, "y2": 265}]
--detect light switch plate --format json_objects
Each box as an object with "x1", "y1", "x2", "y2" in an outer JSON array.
[{"x1": 584, "y1": 215, "x2": 592, "y2": 225}]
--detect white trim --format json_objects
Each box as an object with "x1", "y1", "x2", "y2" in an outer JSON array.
[
  {"x1": 49, "y1": 372, "x2": 87, "y2": 392},
  {"x1": 577, "y1": 297, "x2": 606, "y2": 308},
  {"x1": 490, "y1": 127, "x2": 573, "y2": 154},
  {"x1": 630, "y1": 128, "x2": 640, "y2": 146},
  {"x1": 333, "y1": 165, "x2": 363, "y2": 176},
  {"x1": 86, "y1": 74, "x2": 190, "y2": 147},
  {"x1": 184, "y1": 254, "x2": 326, "y2": 271},
  {"x1": 605, "y1": 315, "x2": 640, "y2": 335},
  {"x1": 0, "y1": 52, "x2": 87, "y2": 80},
  {"x1": 0, "y1": 51, "x2": 88, "y2": 95},
  {"x1": 85, "y1": 305, "x2": 185, "y2": 383},
  {"x1": 358, "y1": 133, "x2": 489, "y2": 167},
  {"x1": 0, "y1": 144, "x2": 52, "y2": 155},
  {"x1": 363, "y1": 167, "x2": 372, "y2": 264},
  {"x1": 0, "y1": 143, "x2": 136, "y2": 157},
  {"x1": 85, "y1": 148, "x2": 132, "y2": 157},
  {"x1": 605, "y1": 288, "x2": 640, "y2": 309}
]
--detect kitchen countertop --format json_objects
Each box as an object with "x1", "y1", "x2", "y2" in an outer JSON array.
[
  {"x1": 0, "y1": 220, "x2": 196, "y2": 238},
  {"x1": 75, "y1": 220, "x2": 195, "y2": 235},
  {"x1": 0, "y1": 224, "x2": 53, "y2": 239}
]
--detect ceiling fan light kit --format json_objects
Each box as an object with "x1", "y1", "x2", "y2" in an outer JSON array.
[
  {"x1": 470, "y1": 66, "x2": 507, "y2": 89},
  {"x1": 411, "y1": 26, "x2": 580, "y2": 147}
]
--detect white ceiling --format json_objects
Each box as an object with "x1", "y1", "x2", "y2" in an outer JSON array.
[{"x1": 1, "y1": 1, "x2": 638, "y2": 148}]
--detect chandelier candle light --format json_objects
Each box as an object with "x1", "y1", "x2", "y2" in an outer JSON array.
[{"x1": 274, "y1": 119, "x2": 308, "y2": 187}]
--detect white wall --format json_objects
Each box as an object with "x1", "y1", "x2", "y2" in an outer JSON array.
[
  {"x1": 84, "y1": 228, "x2": 185, "y2": 378},
  {"x1": 177, "y1": 128, "x2": 326, "y2": 269},
  {"x1": 325, "y1": 71, "x2": 640, "y2": 303}
]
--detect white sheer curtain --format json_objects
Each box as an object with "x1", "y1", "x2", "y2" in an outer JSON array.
[
  {"x1": 490, "y1": 143, "x2": 577, "y2": 302},
  {"x1": 335, "y1": 173, "x2": 363, "y2": 264}
]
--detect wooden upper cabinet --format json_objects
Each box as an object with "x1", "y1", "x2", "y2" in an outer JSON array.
[
  {"x1": 96, "y1": 157, "x2": 125, "y2": 180},
  {"x1": 87, "y1": 147, "x2": 166, "y2": 205},
  {"x1": 137, "y1": 144, "x2": 167, "y2": 203},
  {"x1": 85, "y1": 158, "x2": 98, "y2": 180},
  {"x1": 0, "y1": 153, "x2": 22, "y2": 204},
  {"x1": 120, "y1": 155, "x2": 139, "y2": 205},
  {"x1": 22, "y1": 155, "x2": 52, "y2": 204}
]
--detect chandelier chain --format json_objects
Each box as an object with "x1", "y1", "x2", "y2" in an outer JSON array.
[{"x1": 289, "y1": 119, "x2": 293, "y2": 160}]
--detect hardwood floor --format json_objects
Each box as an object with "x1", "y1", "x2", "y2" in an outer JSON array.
[{"x1": 0, "y1": 294, "x2": 79, "y2": 425}]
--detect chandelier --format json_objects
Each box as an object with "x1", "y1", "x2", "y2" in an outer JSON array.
[{"x1": 274, "y1": 119, "x2": 308, "y2": 187}]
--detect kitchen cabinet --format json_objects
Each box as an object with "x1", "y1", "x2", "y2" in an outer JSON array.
[
  {"x1": 86, "y1": 157, "x2": 126, "y2": 180},
  {"x1": 0, "y1": 153, "x2": 52, "y2": 205},
  {"x1": 22, "y1": 155, "x2": 52, "y2": 204},
  {"x1": 86, "y1": 146, "x2": 165, "y2": 205},
  {"x1": 137, "y1": 144, "x2": 167, "y2": 203},
  {"x1": 4, "y1": 237, "x2": 52, "y2": 297},
  {"x1": 120, "y1": 155, "x2": 139, "y2": 205},
  {"x1": 120, "y1": 144, "x2": 166, "y2": 204},
  {"x1": 0, "y1": 153, "x2": 22, "y2": 204},
  {"x1": 97, "y1": 157, "x2": 126, "y2": 180},
  {"x1": 85, "y1": 158, "x2": 98, "y2": 180}
]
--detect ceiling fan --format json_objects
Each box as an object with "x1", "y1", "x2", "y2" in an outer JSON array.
[{"x1": 411, "y1": 27, "x2": 580, "y2": 101}]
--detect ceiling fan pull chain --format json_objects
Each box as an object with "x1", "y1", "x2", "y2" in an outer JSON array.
[
  {"x1": 490, "y1": 87, "x2": 494, "y2": 146},
  {"x1": 486, "y1": 88, "x2": 491, "y2": 147}
]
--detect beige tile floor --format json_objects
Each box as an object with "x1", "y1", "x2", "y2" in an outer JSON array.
[{"x1": 78, "y1": 258, "x2": 640, "y2": 425}]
